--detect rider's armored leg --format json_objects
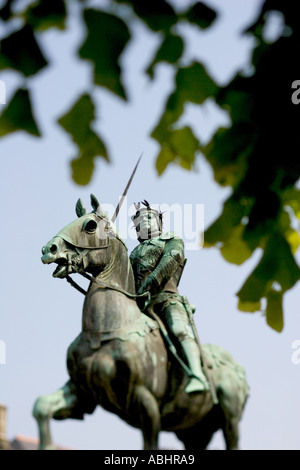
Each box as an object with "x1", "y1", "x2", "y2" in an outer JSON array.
[
  {"x1": 180, "y1": 338, "x2": 209, "y2": 394},
  {"x1": 161, "y1": 296, "x2": 209, "y2": 394}
]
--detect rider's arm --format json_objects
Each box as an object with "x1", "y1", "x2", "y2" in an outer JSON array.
[{"x1": 137, "y1": 236, "x2": 185, "y2": 295}]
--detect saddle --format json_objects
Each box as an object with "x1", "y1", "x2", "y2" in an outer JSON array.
[{"x1": 82, "y1": 313, "x2": 159, "y2": 350}]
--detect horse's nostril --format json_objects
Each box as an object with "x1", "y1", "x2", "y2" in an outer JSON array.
[
  {"x1": 50, "y1": 244, "x2": 58, "y2": 254},
  {"x1": 42, "y1": 246, "x2": 46, "y2": 255}
]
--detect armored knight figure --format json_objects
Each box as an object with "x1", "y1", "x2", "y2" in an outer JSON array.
[{"x1": 129, "y1": 200, "x2": 209, "y2": 394}]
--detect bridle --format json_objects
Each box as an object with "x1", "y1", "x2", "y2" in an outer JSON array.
[
  {"x1": 64, "y1": 234, "x2": 150, "y2": 303},
  {"x1": 66, "y1": 267, "x2": 149, "y2": 302}
]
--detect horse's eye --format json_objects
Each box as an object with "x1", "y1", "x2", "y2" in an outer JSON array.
[{"x1": 82, "y1": 219, "x2": 97, "y2": 233}]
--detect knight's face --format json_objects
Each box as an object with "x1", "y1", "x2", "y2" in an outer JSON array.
[{"x1": 134, "y1": 210, "x2": 161, "y2": 241}]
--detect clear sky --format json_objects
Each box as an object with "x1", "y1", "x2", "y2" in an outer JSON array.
[{"x1": 0, "y1": 0, "x2": 299, "y2": 450}]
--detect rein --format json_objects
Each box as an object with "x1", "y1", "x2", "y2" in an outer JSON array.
[{"x1": 66, "y1": 268, "x2": 150, "y2": 302}]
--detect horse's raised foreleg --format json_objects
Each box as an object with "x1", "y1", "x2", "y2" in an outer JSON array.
[
  {"x1": 32, "y1": 380, "x2": 81, "y2": 450},
  {"x1": 132, "y1": 385, "x2": 160, "y2": 450}
]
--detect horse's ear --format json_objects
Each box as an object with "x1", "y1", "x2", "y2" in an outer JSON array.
[
  {"x1": 90, "y1": 194, "x2": 100, "y2": 212},
  {"x1": 90, "y1": 193, "x2": 108, "y2": 219},
  {"x1": 76, "y1": 198, "x2": 87, "y2": 218}
]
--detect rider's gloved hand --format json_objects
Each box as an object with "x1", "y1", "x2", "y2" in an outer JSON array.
[
  {"x1": 137, "y1": 274, "x2": 159, "y2": 297},
  {"x1": 136, "y1": 274, "x2": 159, "y2": 311}
]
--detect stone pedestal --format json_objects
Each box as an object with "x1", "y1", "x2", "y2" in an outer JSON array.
[{"x1": 0, "y1": 405, "x2": 12, "y2": 450}]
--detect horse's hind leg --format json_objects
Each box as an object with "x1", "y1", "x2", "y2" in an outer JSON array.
[
  {"x1": 33, "y1": 380, "x2": 82, "y2": 450},
  {"x1": 176, "y1": 426, "x2": 214, "y2": 451},
  {"x1": 223, "y1": 416, "x2": 239, "y2": 450},
  {"x1": 132, "y1": 385, "x2": 160, "y2": 450},
  {"x1": 218, "y1": 382, "x2": 243, "y2": 450},
  {"x1": 176, "y1": 407, "x2": 221, "y2": 450}
]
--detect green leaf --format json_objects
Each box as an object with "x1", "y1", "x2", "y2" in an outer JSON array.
[
  {"x1": 204, "y1": 196, "x2": 249, "y2": 247},
  {"x1": 266, "y1": 289, "x2": 284, "y2": 332},
  {"x1": 285, "y1": 229, "x2": 300, "y2": 254},
  {"x1": 237, "y1": 266, "x2": 269, "y2": 305},
  {"x1": 57, "y1": 94, "x2": 108, "y2": 185},
  {"x1": 242, "y1": 191, "x2": 281, "y2": 253},
  {"x1": 237, "y1": 233, "x2": 300, "y2": 304},
  {"x1": 175, "y1": 62, "x2": 219, "y2": 105},
  {"x1": 0, "y1": 88, "x2": 41, "y2": 137},
  {"x1": 183, "y1": 2, "x2": 217, "y2": 29},
  {"x1": 216, "y1": 75, "x2": 256, "y2": 124},
  {"x1": 146, "y1": 34, "x2": 184, "y2": 78},
  {"x1": 71, "y1": 155, "x2": 95, "y2": 186},
  {"x1": 238, "y1": 299, "x2": 261, "y2": 313},
  {"x1": 156, "y1": 146, "x2": 175, "y2": 176},
  {"x1": 58, "y1": 94, "x2": 108, "y2": 158},
  {"x1": 155, "y1": 127, "x2": 199, "y2": 175},
  {"x1": 203, "y1": 123, "x2": 254, "y2": 187},
  {"x1": 220, "y1": 225, "x2": 253, "y2": 265},
  {"x1": 22, "y1": 0, "x2": 67, "y2": 31},
  {"x1": 170, "y1": 127, "x2": 199, "y2": 168},
  {"x1": 0, "y1": 0, "x2": 13, "y2": 20},
  {"x1": 269, "y1": 235, "x2": 300, "y2": 292},
  {"x1": 282, "y1": 188, "x2": 300, "y2": 219},
  {"x1": 0, "y1": 25, "x2": 48, "y2": 77},
  {"x1": 152, "y1": 62, "x2": 218, "y2": 144},
  {"x1": 79, "y1": 9, "x2": 130, "y2": 99},
  {"x1": 277, "y1": 208, "x2": 300, "y2": 254},
  {"x1": 113, "y1": 0, "x2": 177, "y2": 32}
]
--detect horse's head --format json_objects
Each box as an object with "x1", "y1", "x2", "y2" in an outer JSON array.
[{"x1": 41, "y1": 194, "x2": 119, "y2": 279}]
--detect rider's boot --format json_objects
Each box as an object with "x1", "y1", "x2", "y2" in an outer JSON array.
[{"x1": 180, "y1": 339, "x2": 210, "y2": 394}]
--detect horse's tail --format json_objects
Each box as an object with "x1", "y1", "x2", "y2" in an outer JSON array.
[{"x1": 202, "y1": 343, "x2": 250, "y2": 405}]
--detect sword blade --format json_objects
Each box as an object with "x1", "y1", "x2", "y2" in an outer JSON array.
[{"x1": 111, "y1": 153, "x2": 143, "y2": 223}]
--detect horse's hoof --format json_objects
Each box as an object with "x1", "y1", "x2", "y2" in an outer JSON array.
[{"x1": 185, "y1": 377, "x2": 209, "y2": 394}]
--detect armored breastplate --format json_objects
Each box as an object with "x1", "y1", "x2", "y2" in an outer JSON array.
[
  {"x1": 130, "y1": 234, "x2": 181, "y2": 294},
  {"x1": 130, "y1": 237, "x2": 165, "y2": 289}
]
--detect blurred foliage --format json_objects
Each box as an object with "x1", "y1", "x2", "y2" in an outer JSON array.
[
  {"x1": 0, "y1": 0, "x2": 299, "y2": 331},
  {"x1": 58, "y1": 93, "x2": 108, "y2": 185}
]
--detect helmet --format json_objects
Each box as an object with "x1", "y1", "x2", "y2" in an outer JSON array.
[{"x1": 131, "y1": 200, "x2": 163, "y2": 240}]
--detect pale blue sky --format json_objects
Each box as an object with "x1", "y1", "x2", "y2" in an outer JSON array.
[{"x1": 0, "y1": 0, "x2": 299, "y2": 450}]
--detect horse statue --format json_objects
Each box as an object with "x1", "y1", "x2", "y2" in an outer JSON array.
[{"x1": 33, "y1": 195, "x2": 249, "y2": 450}]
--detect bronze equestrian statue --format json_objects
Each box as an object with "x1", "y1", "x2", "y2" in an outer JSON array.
[{"x1": 33, "y1": 195, "x2": 249, "y2": 450}]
